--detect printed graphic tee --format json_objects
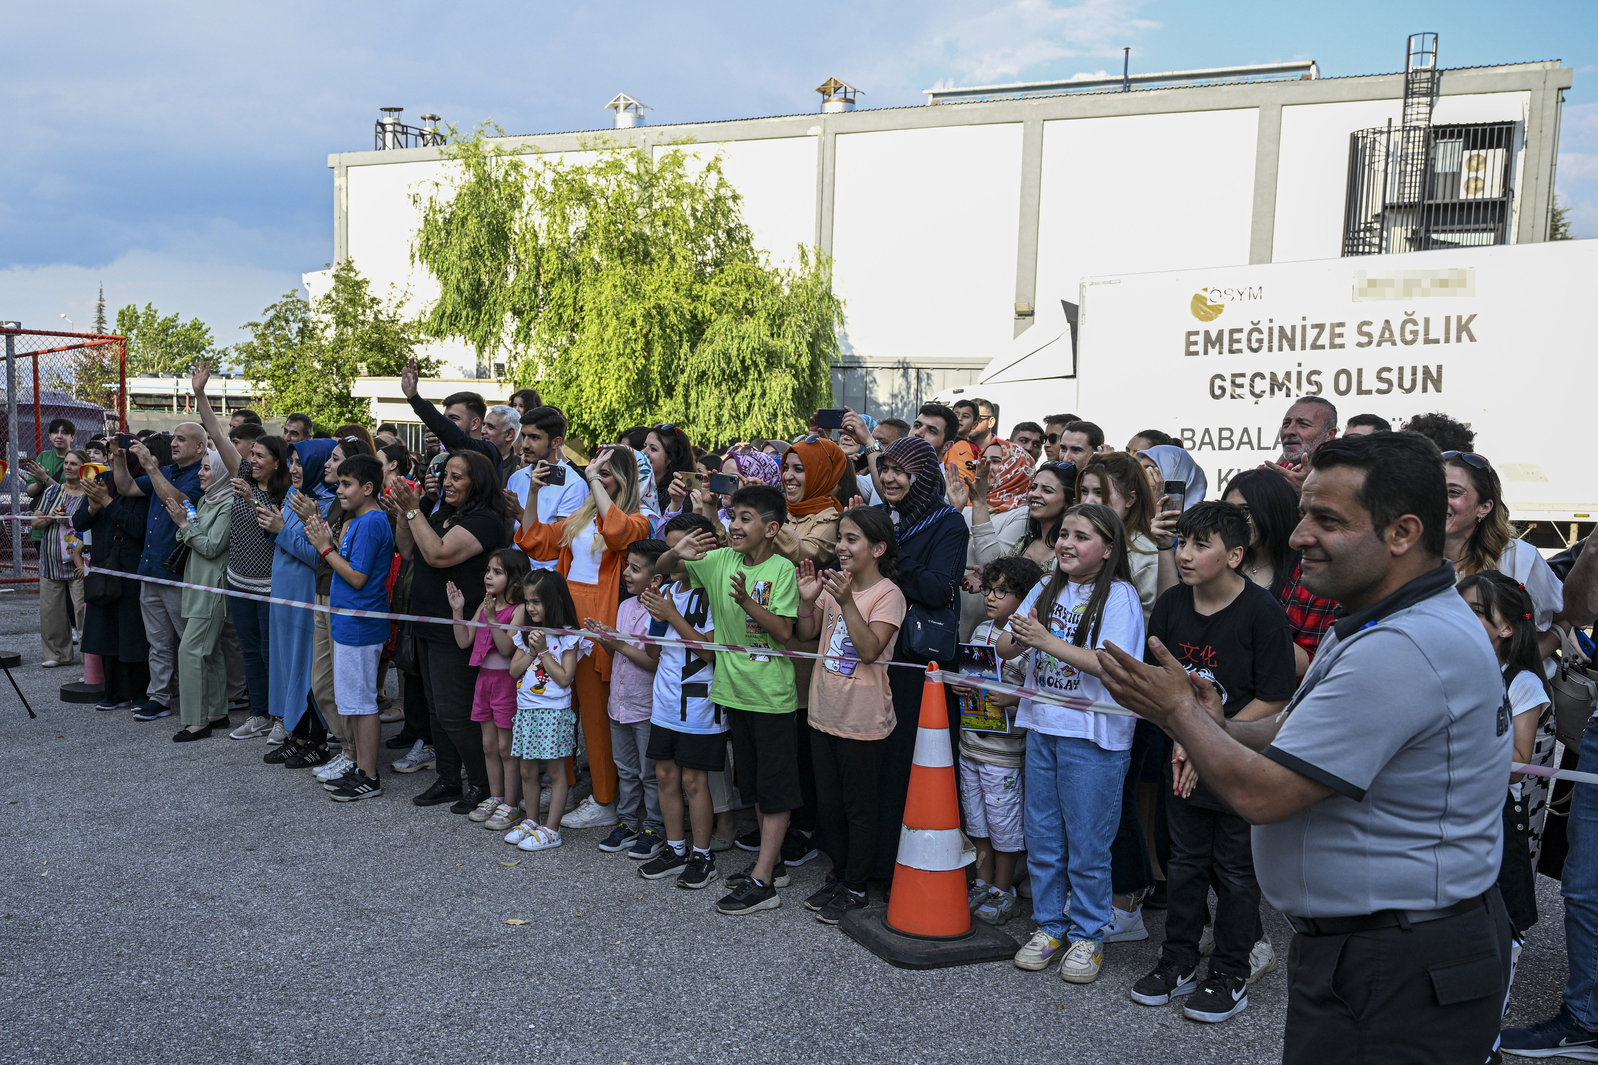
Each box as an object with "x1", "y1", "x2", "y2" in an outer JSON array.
[
  {"x1": 684, "y1": 547, "x2": 799, "y2": 714},
  {"x1": 808, "y1": 578, "x2": 906, "y2": 740},
  {"x1": 1014, "y1": 578, "x2": 1143, "y2": 751}
]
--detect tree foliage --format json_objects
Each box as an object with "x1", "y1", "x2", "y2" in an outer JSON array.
[
  {"x1": 411, "y1": 133, "x2": 841, "y2": 446},
  {"x1": 235, "y1": 258, "x2": 435, "y2": 429},
  {"x1": 1551, "y1": 194, "x2": 1574, "y2": 241},
  {"x1": 115, "y1": 302, "x2": 217, "y2": 376}
]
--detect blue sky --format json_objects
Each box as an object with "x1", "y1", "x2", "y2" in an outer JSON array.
[{"x1": 4, "y1": 0, "x2": 1594, "y2": 345}]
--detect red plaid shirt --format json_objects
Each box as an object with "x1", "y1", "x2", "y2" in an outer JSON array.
[{"x1": 1280, "y1": 563, "x2": 1337, "y2": 667}]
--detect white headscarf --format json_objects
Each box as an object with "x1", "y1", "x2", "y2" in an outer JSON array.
[
  {"x1": 201, "y1": 448, "x2": 233, "y2": 505},
  {"x1": 1138, "y1": 445, "x2": 1207, "y2": 509}
]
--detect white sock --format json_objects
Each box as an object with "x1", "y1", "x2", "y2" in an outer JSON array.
[
  {"x1": 669, "y1": 839, "x2": 687, "y2": 856},
  {"x1": 692, "y1": 846, "x2": 711, "y2": 858}
]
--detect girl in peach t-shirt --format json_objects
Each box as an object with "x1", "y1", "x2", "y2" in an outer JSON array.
[{"x1": 795, "y1": 507, "x2": 907, "y2": 922}]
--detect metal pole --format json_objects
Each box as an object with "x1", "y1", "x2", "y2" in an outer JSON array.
[
  {"x1": 1122, "y1": 48, "x2": 1130, "y2": 92},
  {"x1": 4, "y1": 324, "x2": 21, "y2": 578}
]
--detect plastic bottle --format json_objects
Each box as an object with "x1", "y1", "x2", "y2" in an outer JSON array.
[{"x1": 182, "y1": 500, "x2": 198, "y2": 525}]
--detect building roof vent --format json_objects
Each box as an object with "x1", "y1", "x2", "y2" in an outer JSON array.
[
  {"x1": 606, "y1": 93, "x2": 651, "y2": 128},
  {"x1": 373, "y1": 107, "x2": 446, "y2": 150},
  {"x1": 816, "y1": 77, "x2": 861, "y2": 113}
]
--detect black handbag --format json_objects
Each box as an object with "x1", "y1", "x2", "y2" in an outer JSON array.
[
  {"x1": 163, "y1": 540, "x2": 192, "y2": 578},
  {"x1": 902, "y1": 600, "x2": 959, "y2": 664},
  {"x1": 83, "y1": 570, "x2": 122, "y2": 605},
  {"x1": 393, "y1": 621, "x2": 419, "y2": 675}
]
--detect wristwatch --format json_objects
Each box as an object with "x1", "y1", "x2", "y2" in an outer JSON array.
[
  {"x1": 864, "y1": 441, "x2": 884, "y2": 456},
  {"x1": 404, "y1": 508, "x2": 420, "y2": 522}
]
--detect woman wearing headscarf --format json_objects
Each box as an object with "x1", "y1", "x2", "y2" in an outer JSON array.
[
  {"x1": 666, "y1": 446, "x2": 782, "y2": 545},
  {"x1": 870, "y1": 434, "x2": 971, "y2": 880},
  {"x1": 74, "y1": 446, "x2": 151, "y2": 711},
  {"x1": 169, "y1": 449, "x2": 234, "y2": 741},
  {"x1": 258, "y1": 439, "x2": 336, "y2": 757},
  {"x1": 1135, "y1": 444, "x2": 1208, "y2": 510},
  {"x1": 776, "y1": 436, "x2": 850, "y2": 564}
]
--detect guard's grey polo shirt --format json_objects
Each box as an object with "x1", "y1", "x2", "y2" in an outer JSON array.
[{"x1": 1254, "y1": 563, "x2": 1509, "y2": 918}]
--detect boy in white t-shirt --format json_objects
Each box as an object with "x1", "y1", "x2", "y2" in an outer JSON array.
[
  {"x1": 637, "y1": 513, "x2": 723, "y2": 890},
  {"x1": 955, "y1": 555, "x2": 1043, "y2": 927}
]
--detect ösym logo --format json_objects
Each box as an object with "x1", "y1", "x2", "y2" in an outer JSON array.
[{"x1": 1190, "y1": 289, "x2": 1225, "y2": 322}]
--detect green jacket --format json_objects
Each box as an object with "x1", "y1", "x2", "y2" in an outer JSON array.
[{"x1": 175, "y1": 496, "x2": 233, "y2": 620}]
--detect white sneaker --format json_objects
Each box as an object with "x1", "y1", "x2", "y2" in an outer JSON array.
[
  {"x1": 518, "y1": 825, "x2": 563, "y2": 851},
  {"x1": 391, "y1": 740, "x2": 436, "y2": 774},
  {"x1": 1104, "y1": 905, "x2": 1149, "y2": 943},
  {"x1": 1058, "y1": 939, "x2": 1104, "y2": 984},
  {"x1": 504, "y1": 818, "x2": 541, "y2": 846},
  {"x1": 229, "y1": 715, "x2": 272, "y2": 740},
  {"x1": 560, "y1": 796, "x2": 618, "y2": 830},
  {"x1": 1247, "y1": 935, "x2": 1277, "y2": 984},
  {"x1": 40, "y1": 659, "x2": 64, "y2": 668},
  {"x1": 265, "y1": 719, "x2": 287, "y2": 745},
  {"x1": 313, "y1": 753, "x2": 353, "y2": 781},
  {"x1": 467, "y1": 795, "x2": 502, "y2": 823},
  {"x1": 1013, "y1": 930, "x2": 1064, "y2": 971}
]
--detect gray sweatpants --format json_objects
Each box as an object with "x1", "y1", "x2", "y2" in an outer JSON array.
[{"x1": 610, "y1": 720, "x2": 662, "y2": 831}]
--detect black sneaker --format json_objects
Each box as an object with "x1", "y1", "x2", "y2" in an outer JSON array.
[
  {"x1": 94, "y1": 697, "x2": 126, "y2": 712},
  {"x1": 676, "y1": 852, "x2": 718, "y2": 890},
  {"x1": 816, "y1": 887, "x2": 868, "y2": 925},
  {"x1": 1129, "y1": 958, "x2": 1200, "y2": 1006},
  {"x1": 598, "y1": 824, "x2": 640, "y2": 853},
  {"x1": 331, "y1": 771, "x2": 383, "y2": 803},
  {"x1": 284, "y1": 744, "x2": 332, "y2": 769},
  {"x1": 1182, "y1": 973, "x2": 1248, "y2": 1022},
  {"x1": 781, "y1": 831, "x2": 819, "y2": 866},
  {"x1": 734, "y1": 828, "x2": 762, "y2": 852},
  {"x1": 728, "y1": 861, "x2": 790, "y2": 888},
  {"x1": 639, "y1": 848, "x2": 688, "y2": 880},
  {"x1": 385, "y1": 733, "x2": 421, "y2": 750},
  {"x1": 715, "y1": 876, "x2": 780, "y2": 915},
  {"x1": 131, "y1": 702, "x2": 171, "y2": 721},
  {"x1": 451, "y1": 786, "x2": 489, "y2": 815},
  {"x1": 804, "y1": 874, "x2": 843, "y2": 912},
  {"x1": 264, "y1": 737, "x2": 306, "y2": 765},
  {"x1": 412, "y1": 778, "x2": 463, "y2": 807}
]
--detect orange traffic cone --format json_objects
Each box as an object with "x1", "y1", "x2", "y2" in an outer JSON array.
[{"x1": 840, "y1": 664, "x2": 1019, "y2": 969}]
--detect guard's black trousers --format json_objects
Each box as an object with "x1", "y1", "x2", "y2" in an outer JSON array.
[{"x1": 1283, "y1": 887, "x2": 1513, "y2": 1065}]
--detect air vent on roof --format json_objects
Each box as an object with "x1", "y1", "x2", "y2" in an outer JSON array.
[
  {"x1": 816, "y1": 78, "x2": 862, "y2": 113},
  {"x1": 607, "y1": 94, "x2": 651, "y2": 128}
]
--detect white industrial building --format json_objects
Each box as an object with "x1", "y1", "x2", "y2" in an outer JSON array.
[{"x1": 324, "y1": 46, "x2": 1569, "y2": 426}]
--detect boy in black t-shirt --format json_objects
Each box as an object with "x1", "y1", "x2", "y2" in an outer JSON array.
[{"x1": 1128, "y1": 502, "x2": 1297, "y2": 1024}]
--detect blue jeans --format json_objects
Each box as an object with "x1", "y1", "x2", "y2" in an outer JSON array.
[
  {"x1": 229, "y1": 586, "x2": 271, "y2": 716},
  {"x1": 1024, "y1": 730, "x2": 1130, "y2": 945},
  {"x1": 1564, "y1": 724, "x2": 1598, "y2": 1028}
]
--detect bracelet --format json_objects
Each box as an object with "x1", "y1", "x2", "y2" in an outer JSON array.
[
  {"x1": 319, "y1": 546, "x2": 335, "y2": 559},
  {"x1": 797, "y1": 608, "x2": 814, "y2": 618}
]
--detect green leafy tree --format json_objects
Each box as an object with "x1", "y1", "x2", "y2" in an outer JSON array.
[
  {"x1": 411, "y1": 133, "x2": 841, "y2": 446},
  {"x1": 93, "y1": 285, "x2": 107, "y2": 334},
  {"x1": 1551, "y1": 194, "x2": 1574, "y2": 240},
  {"x1": 235, "y1": 258, "x2": 435, "y2": 429},
  {"x1": 115, "y1": 302, "x2": 217, "y2": 375}
]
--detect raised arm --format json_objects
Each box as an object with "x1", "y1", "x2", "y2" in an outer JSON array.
[
  {"x1": 190, "y1": 360, "x2": 241, "y2": 476},
  {"x1": 401, "y1": 356, "x2": 472, "y2": 453}
]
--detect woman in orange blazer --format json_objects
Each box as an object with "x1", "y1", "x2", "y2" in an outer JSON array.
[{"x1": 516, "y1": 445, "x2": 651, "y2": 826}]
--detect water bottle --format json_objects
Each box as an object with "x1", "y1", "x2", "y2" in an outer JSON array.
[{"x1": 182, "y1": 500, "x2": 198, "y2": 524}]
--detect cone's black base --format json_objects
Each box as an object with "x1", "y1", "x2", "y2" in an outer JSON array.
[
  {"x1": 840, "y1": 904, "x2": 1019, "y2": 969},
  {"x1": 59, "y1": 681, "x2": 104, "y2": 703}
]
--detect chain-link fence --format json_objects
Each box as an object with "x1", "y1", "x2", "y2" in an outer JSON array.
[{"x1": 1, "y1": 326, "x2": 126, "y2": 582}]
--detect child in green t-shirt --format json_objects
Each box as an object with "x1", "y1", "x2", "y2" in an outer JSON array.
[{"x1": 658, "y1": 484, "x2": 798, "y2": 916}]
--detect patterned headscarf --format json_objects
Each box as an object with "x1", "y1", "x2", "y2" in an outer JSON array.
[
  {"x1": 879, "y1": 435, "x2": 950, "y2": 534},
  {"x1": 982, "y1": 439, "x2": 1034, "y2": 514},
  {"x1": 631, "y1": 446, "x2": 660, "y2": 520},
  {"x1": 785, "y1": 437, "x2": 848, "y2": 518},
  {"x1": 730, "y1": 448, "x2": 781, "y2": 488}
]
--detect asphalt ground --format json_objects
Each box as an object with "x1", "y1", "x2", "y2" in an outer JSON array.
[{"x1": 0, "y1": 590, "x2": 1577, "y2": 1064}]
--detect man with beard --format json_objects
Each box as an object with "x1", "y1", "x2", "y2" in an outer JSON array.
[
  {"x1": 1098, "y1": 431, "x2": 1511, "y2": 1065},
  {"x1": 1268, "y1": 397, "x2": 1338, "y2": 493}
]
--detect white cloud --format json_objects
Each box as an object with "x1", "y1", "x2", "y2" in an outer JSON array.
[{"x1": 921, "y1": 0, "x2": 1160, "y2": 83}]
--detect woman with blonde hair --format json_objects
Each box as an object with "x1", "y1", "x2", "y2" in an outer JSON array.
[
  {"x1": 517, "y1": 445, "x2": 653, "y2": 830},
  {"x1": 1442, "y1": 450, "x2": 1563, "y2": 662}
]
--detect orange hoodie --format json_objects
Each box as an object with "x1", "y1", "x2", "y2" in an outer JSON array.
[{"x1": 515, "y1": 505, "x2": 652, "y2": 681}]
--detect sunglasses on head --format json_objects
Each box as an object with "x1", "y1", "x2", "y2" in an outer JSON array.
[{"x1": 1442, "y1": 450, "x2": 1490, "y2": 469}]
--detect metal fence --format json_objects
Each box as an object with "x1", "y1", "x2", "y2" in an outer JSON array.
[
  {"x1": 1342, "y1": 120, "x2": 1519, "y2": 256},
  {"x1": 1, "y1": 326, "x2": 127, "y2": 582}
]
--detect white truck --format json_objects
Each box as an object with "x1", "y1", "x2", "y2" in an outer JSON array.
[{"x1": 937, "y1": 239, "x2": 1597, "y2": 544}]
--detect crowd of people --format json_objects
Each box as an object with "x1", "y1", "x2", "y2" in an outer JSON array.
[{"x1": 17, "y1": 366, "x2": 1598, "y2": 1061}]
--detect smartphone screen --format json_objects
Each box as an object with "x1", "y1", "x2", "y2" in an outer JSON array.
[{"x1": 1163, "y1": 480, "x2": 1187, "y2": 513}]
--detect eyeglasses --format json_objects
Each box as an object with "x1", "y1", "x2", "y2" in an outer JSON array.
[
  {"x1": 980, "y1": 585, "x2": 1014, "y2": 599},
  {"x1": 1441, "y1": 450, "x2": 1490, "y2": 469}
]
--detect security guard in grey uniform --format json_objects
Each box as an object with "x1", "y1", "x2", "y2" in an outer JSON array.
[{"x1": 1100, "y1": 431, "x2": 1512, "y2": 1065}]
